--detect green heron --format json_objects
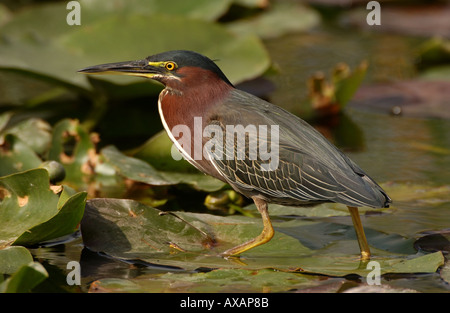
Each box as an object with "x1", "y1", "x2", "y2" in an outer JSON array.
[{"x1": 79, "y1": 50, "x2": 391, "y2": 260}]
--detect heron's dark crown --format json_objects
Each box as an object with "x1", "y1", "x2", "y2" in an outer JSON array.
[{"x1": 146, "y1": 50, "x2": 233, "y2": 87}]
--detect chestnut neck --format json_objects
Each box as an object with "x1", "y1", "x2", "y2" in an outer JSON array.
[
  {"x1": 158, "y1": 66, "x2": 233, "y2": 129},
  {"x1": 157, "y1": 67, "x2": 233, "y2": 179}
]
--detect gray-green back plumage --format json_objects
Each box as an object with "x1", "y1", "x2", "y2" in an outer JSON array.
[{"x1": 205, "y1": 89, "x2": 391, "y2": 209}]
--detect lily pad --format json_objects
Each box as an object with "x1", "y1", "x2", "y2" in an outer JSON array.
[
  {"x1": 0, "y1": 1, "x2": 270, "y2": 93},
  {"x1": 101, "y1": 145, "x2": 225, "y2": 192},
  {"x1": 81, "y1": 198, "x2": 444, "y2": 276},
  {"x1": 79, "y1": 0, "x2": 233, "y2": 22},
  {"x1": 89, "y1": 268, "x2": 316, "y2": 293},
  {"x1": 0, "y1": 169, "x2": 60, "y2": 247},
  {"x1": 0, "y1": 168, "x2": 87, "y2": 247},
  {"x1": 0, "y1": 113, "x2": 54, "y2": 176},
  {"x1": 0, "y1": 246, "x2": 33, "y2": 274},
  {"x1": 0, "y1": 262, "x2": 48, "y2": 293},
  {"x1": 0, "y1": 117, "x2": 52, "y2": 156},
  {"x1": 81, "y1": 198, "x2": 215, "y2": 257},
  {"x1": 0, "y1": 134, "x2": 43, "y2": 176},
  {"x1": 132, "y1": 130, "x2": 194, "y2": 173},
  {"x1": 226, "y1": 1, "x2": 320, "y2": 39},
  {"x1": 13, "y1": 187, "x2": 86, "y2": 246}
]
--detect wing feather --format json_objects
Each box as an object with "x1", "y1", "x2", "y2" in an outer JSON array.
[{"x1": 203, "y1": 89, "x2": 390, "y2": 208}]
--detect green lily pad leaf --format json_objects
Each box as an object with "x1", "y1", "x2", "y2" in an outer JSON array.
[
  {"x1": 101, "y1": 145, "x2": 225, "y2": 192},
  {"x1": 0, "y1": 169, "x2": 60, "y2": 247},
  {"x1": 0, "y1": 168, "x2": 86, "y2": 248},
  {"x1": 81, "y1": 198, "x2": 215, "y2": 257},
  {"x1": 81, "y1": 198, "x2": 444, "y2": 276},
  {"x1": 244, "y1": 202, "x2": 368, "y2": 218},
  {"x1": 90, "y1": 268, "x2": 316, "y2": 293},
  {"x1": 0, "y1": 262, "x2": 48, "y2": 293},
  {"x1": 226, "y1": 2, "x2": 320, "y2": 39},
  {"x1": 0, "y1": 134, "x2": 43, "y2": 176},
  {"x1": 81, "y1": 198, "x2": 311, "y2": 271},
  {"x1": 39, "y1": 160, "x2": 66, "y2": 184},
  {"x1": 81, "y1": 0, "x2": 233, "y2": 22},
  {"x1": 387, "y1": 251, "x2": 445, "y2": 274},
  {"x1": 0, "y1": 5, "x2": 91, "y2": 90},
  {"x1": 0, "y1": 2, "x2": 270, "y2": 93},
  {"x1": 0, "y1": 115, "x2": 52, "y2": 177},
  {"x1": 0, "y1": 246, "x2": 33, "y2": 274},
  {"x1": 13, "y1": 188, "x2": 87, "y2": 247},
  {"x1": 65, "y1": 14, "x2": 269, "y2": 86},
  {"x1": 132, "y1": 130, "x2": 195, "y2": 173},
  {"x1": 100, "y1": 145, "x2": 179, "y2": 185},
  {"x1": 1, "y1": 118, "x2": 52, "y2": 156},
  {"x1": 384, "y1": 182, "x2": 450, "y2": 205}
]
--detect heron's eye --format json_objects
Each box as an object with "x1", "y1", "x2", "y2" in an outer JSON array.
[{"x1": 165, "y1": 62, "x2": 177, "y2": 71}]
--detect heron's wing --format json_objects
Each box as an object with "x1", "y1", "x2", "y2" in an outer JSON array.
[{"x1": 204, "y1": 89, "x2": 389, "y2": 208}]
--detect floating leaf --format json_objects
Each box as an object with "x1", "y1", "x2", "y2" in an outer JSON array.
[
  {"x1": 0, "y1": 169, "x2": 60, "y2": 247},
  {"x1": 1, "y1": 118, "x2": 52, "y2": 156},
  {"x1": 13, "y1": 188, "x2": 86, "y2": 246},
  {"x1": 39, "y1": 160, "x2": 66, "y2": 184},
  {"x1": 132, "y1": 130, "x2": 194, "y2": 173},
  {"x1": 0, "y1": 246, "x2": 33, "y2": 274},
  {"x1": 81, "y1": 198, "x2": 444, "y2": 276},
  {"x1": 90, "y1": 268, "x2": 316, "y2": 293},
  {"x1": 226, "y1": 2, "x2": 320, "y2": 39},
  {"x1": 79, "y1": 0, "x2": 233, "y2": 23},
  {"x1": 387, "y1": 251, "x2": 445, "y2": 274},
  {"x1": 81, "y1": 198, "x2": 312, "y2": 271},
  {"x1": 101, "y1": 145, "x2": 225, "y2": 192},
  {"x1": 0, "y1": 262, "x2": 48, "y2": 293},
  {"x1": 0, "y1": 1, "x2": 270, "y2": 93},
  {"x1": 383, "y1": 182, "x2": 450, "y2": 204},
  {"x1": 0, "y1": 134, "x2": 42, "y2": 176},
  {"x1": 81, "y1": 198, "x2": 215, "y2": 257},
  {"x1": 0, "y1": 168, "x2": 86, "y2": 247}
]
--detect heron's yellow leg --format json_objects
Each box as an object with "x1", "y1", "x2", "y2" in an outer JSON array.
[
  {"x1": 222, "y1": 198, "x2": 274, "y2": 257},
  {"x1": 348, "y1": 206, "x2": 371, "y2": 260}
]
